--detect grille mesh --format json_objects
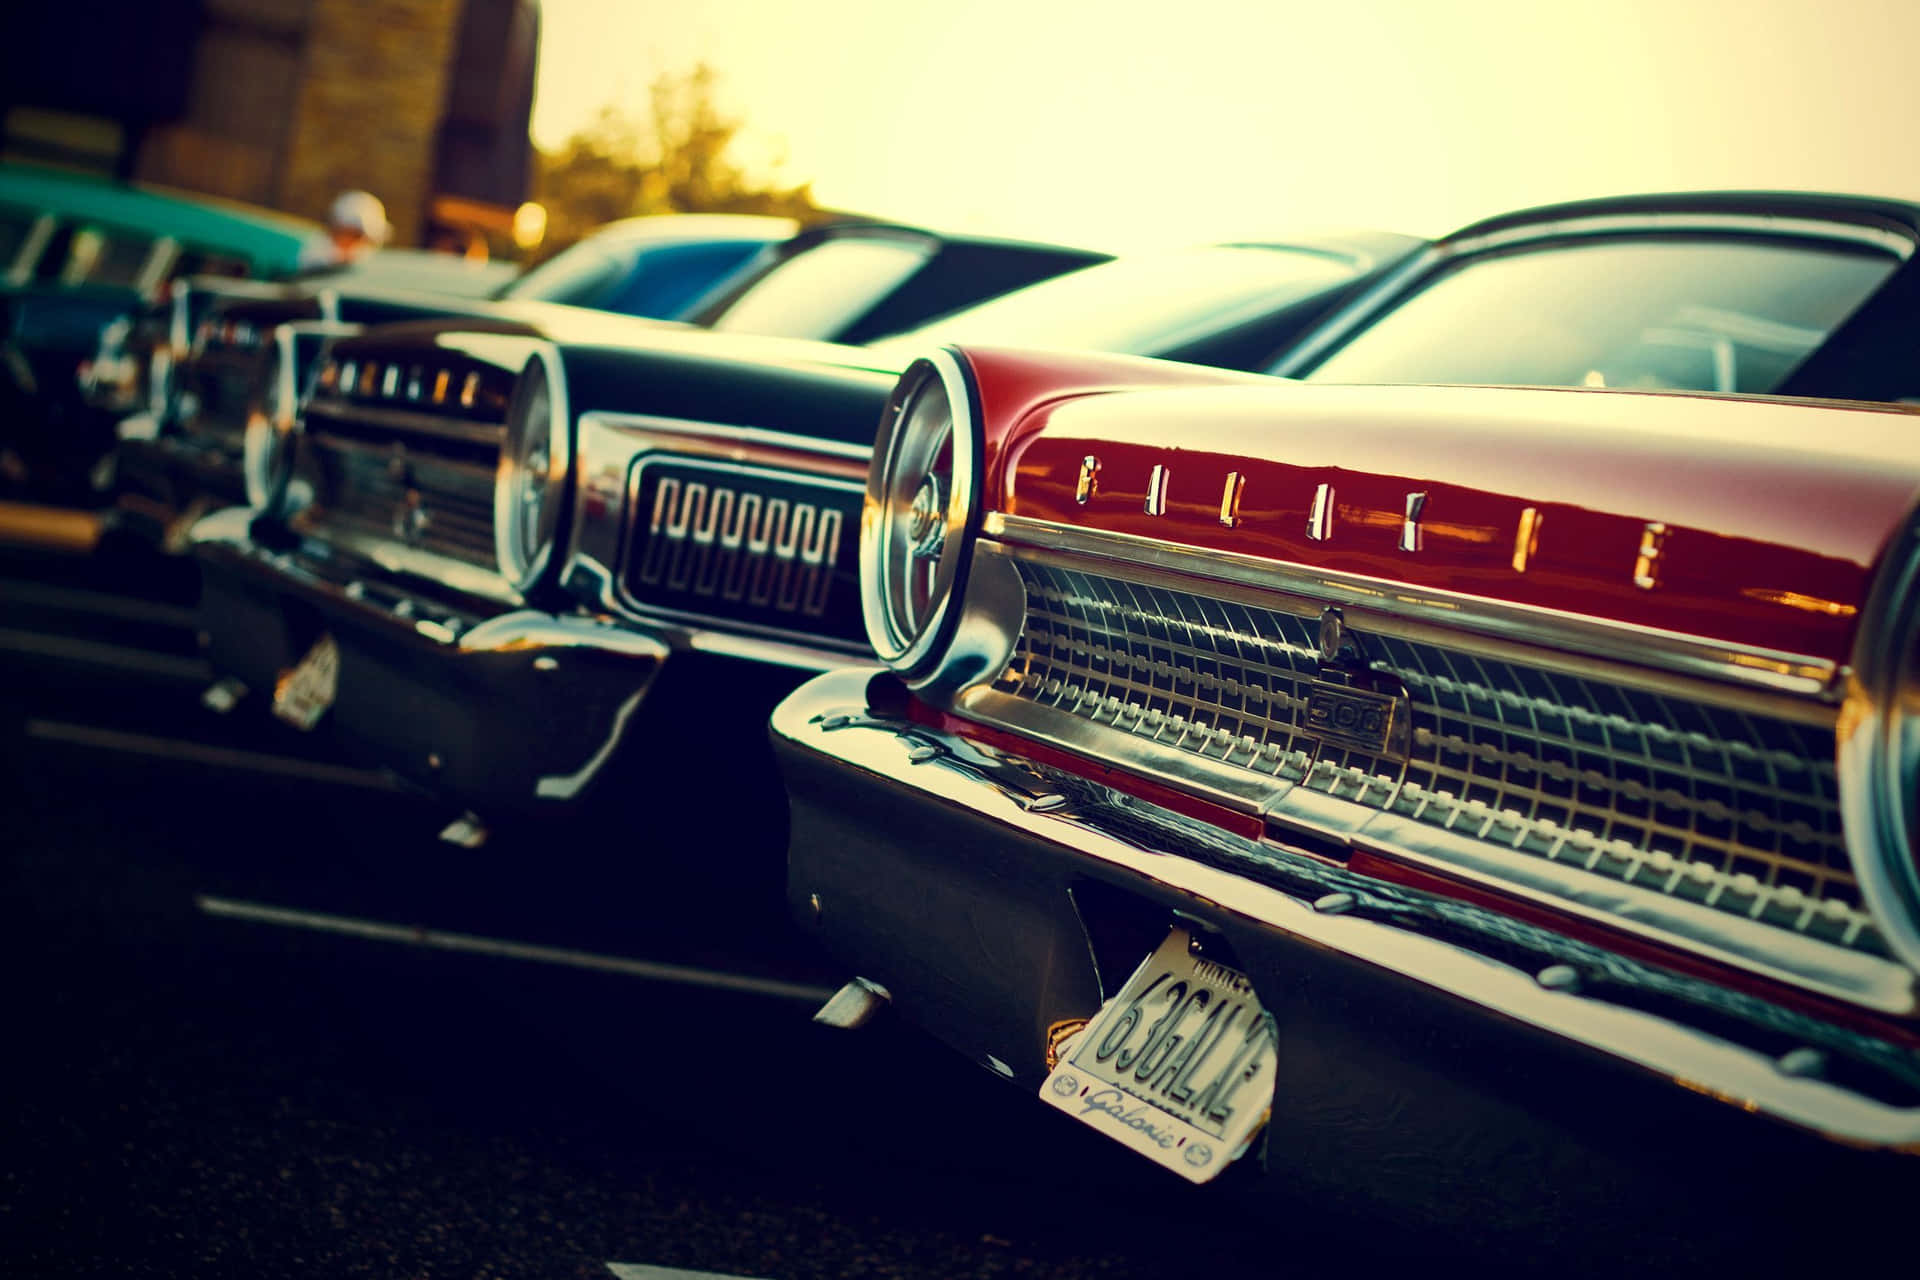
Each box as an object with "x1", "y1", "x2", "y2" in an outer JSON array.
[
  {"x1": 992, "y1": 558, "x2": 1873, "y2": 952},
  {"x1": 312, "y1": 436, "x2": 497, "y2": 568}
]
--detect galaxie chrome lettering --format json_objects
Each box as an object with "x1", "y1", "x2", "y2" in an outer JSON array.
[
  {"x1": 640, "y1": 476, "x2": 843, "y2": 616},
  {"x1": 1075, "y1": 454, "x2": 1099, "y2": 505},
  {"x1": 1055, "y1": 457, "x2": 1697, "y2": 592},
  {"x1": 1306, "y1": 481, "x2": 1335, "y2": 542},
  {"x1": 1634, "y1": 519, "x2": 1667, "y2": 590},
  {"x1": 1513, "y1": 505, "x2": 1543, "y2": 573},
  {"x1": 1219, "y1": 471, "x2": 1244, "y2": 528}
]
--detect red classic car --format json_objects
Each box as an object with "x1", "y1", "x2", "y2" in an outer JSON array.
[{"x1": 773, "y1": 346, "x2": 1920, "y2": 1267}]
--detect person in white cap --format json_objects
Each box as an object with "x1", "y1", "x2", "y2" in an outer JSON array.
[{"x1": 298, "y1": 190, "x2": 391, "y2": 271}]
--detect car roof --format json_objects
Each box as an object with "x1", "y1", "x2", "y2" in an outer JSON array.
[
  {"x1": 576, "y1": 213, "x2": 801, "y2": 246},
  {"x1": 0, "y1": 165, "x2": 316, "y2": 272},
  {"x1": 1269, "y1": 190, "x2": 1920, "y2": 403},
  {"x1": 1439, "y1": 190, "x2": 1920, "y2": 247},
  {"x1": 681, "y1": 218, "x2": 1113, "y2": 343}
]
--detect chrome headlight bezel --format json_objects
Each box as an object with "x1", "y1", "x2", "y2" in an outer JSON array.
[
  {"x1": 242, "y1": 323, "x2": 303, "y2": 513},
  {"x1": 860, "y1": 349, "x2": 980, "y2": 677},
  {"x1": 1841, "y1": 504, "x2": 1920, "y2": 973},
  {"x1": 493, "y1": 345, "x2": 573, "y2": 596}
]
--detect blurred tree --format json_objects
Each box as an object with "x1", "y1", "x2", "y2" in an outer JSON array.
[{"x1": 531, "y1": 64, "x2": 825, "y2": 256}]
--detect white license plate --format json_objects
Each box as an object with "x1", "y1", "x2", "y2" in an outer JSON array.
[
  {"x1": 1039, "y1": 924, "x2": 1276, "y2": 1183},
  {"x1": 272, "y1": 634, "x2": 339, "y2": 731}
]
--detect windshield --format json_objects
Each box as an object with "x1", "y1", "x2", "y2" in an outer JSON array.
[
  {"x1": 706, "y1": 237, "x2": 932, "y2": 338},
  {"x1": 502, "y1": 235, "x2": 769, "y2": 317},
  {"x1": 881, "y1": 246, "x2": 1358, "y2": 355},
  {"x1": 499, "y1": 237, "x2": 637, "y2": 304},
  {"x1": 1305, "y1": 237, "x2": 1896, "y2": 395}
]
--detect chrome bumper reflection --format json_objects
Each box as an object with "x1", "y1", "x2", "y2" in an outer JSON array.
[
  {"x1": 193, "y1": 507, "x2": 674, "y2": 810},
  {"x1": 775, "y1": 666, "x2": 1920, "y2": 1154}
]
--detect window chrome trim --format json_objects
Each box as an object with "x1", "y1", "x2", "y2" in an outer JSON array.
[
  {"x1": 983, "y1": 513, "x2": 1841, "y2": 708},
  {"x1": 1271, "y1": 209, "x2": 1916, "y2": 379},
  {"x1": 1451, "y1": 212, "x2": 1916, "y2": 262},
  {"x1": 6, "y1": 213, "x2": 57, "y2": 285},
  {"x1": 775, "y1": 667, "x2": 1920, "y2": 1151},
  {"x1": 566, "y1": 410, "x2": 874, "y2": 662}
]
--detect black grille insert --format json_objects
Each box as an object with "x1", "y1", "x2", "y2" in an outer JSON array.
[{"x1": 622, "y1": 456, "x2": 864, "y2": 647}]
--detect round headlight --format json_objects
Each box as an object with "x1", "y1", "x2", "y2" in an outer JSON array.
[
  {"x1": 861, "y1": 351, "x2": 979, "y2": 676},
  {"x1": 493, "y1": 347, "x2": 571, "y2": 595},
  {"x1": 242, "y1": 324, "x2": 301, "y2": 512},
  {"x1": 1841, "y1": 506, "x2": 1920, "y2": 971}
]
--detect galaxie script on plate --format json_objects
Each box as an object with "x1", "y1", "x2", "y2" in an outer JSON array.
[{"x1": 1040, "y1": 925, "x2": 1277, "y2": 1183}]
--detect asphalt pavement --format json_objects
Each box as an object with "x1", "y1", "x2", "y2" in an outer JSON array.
[{"x1": 1, "y1": 607, "x2": 1357, "y2": 1280}]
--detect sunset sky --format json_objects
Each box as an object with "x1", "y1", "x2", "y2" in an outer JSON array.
[{"x1": 530, "y1": 0, "x2": 1920, "y2": 251}]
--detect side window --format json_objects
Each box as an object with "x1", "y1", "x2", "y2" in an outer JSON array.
[
  {"x1": 1303, "y1": 237, "x2": 1897, "y2": 395},
  {"x1": 61, "y1": 225, "x2": 157, "y2": 288},
  {"x1": 497, "y1": 241, "x2": 627, "y2": 307},
  {"x1": 0, "y1": 207, "x2": 38, "y2": 275},
  {"x1": 172, "y1": 249, "x2": 252, "y2": 281},
  {"x1": 705, "y1": 238, "x2": 933, "y2": 340},
  {"x1": 31, "y1": 222, "x2": 77, "y2": 281},
  {"x1": 602, "y1": 240, "x2": 768, "y2": 319}
]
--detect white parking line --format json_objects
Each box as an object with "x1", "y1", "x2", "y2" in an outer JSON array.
[
  {"x1": 0, "y1": 579, "x2": 200, "y2": 629},
  {"x1": 195, "y1": 895, "x2": 840, "y2": 1005},
  {"x1": 0, "y1": 629, "x2": 210, "y2": 682},
  {"x1": 24, "y1": 720, "x2": 402, "y2": 791},
  {"x1": 606, "y1": 1266, "x2": 773, "y2": 1280}
]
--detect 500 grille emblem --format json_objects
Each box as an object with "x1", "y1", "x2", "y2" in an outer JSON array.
[
  {"x1": 1304, "y1": 606, "x2": 1411, "y2": 759},
  {"x1": 640, "y1": 477, "x2": 843, "y2": 616}
]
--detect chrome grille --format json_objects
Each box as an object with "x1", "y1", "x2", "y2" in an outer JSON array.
[
  {"x1": 622, "y1": 457, "x2": 865, "y2": 647},
  {"x1": 181, "y1": 352, "x2": 259, "y2": 453},
  {"x1": 992, "y1": 558, "x2": 1874, "y2": 952},
  {"x1": 311, "y1": 432, "x2": 497, "y2": 568}
]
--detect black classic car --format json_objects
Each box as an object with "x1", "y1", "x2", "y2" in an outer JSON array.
[
  {"x1": 113, "y1": 219, "x2": 1108, "y2": 549},
  {"x1": 771, "y1": 195, "x2": 1920, "y2": 1269},
  {"x1": 191, "y1": 316, "x2": 899, "y2": 854},
  {"x1": 185, "y1": 229, "x2": 1419, "y2": 853},
  {"x1": 195, "y1": 189, "x2": 1920, "y2": 853}
]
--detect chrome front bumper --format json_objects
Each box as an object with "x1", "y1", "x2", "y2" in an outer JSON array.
[
  {"x1": 775, "y1": 666, "x2": 1918, "y2": 1257},
  {"x1": 192, "y1": 509, "x2": 670, "y2": 816},
  {"x1": 113, "y1": 434, "x2": 246, "y2": 549}
]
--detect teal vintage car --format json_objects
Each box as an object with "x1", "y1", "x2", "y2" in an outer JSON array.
[{"x1": 1, "y1": 165, "x2": 314, "y2": 502}]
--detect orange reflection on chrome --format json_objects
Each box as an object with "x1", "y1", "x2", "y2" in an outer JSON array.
[{"x1": 1741, "y1": 587, "x2": 1859, "y2": 618}]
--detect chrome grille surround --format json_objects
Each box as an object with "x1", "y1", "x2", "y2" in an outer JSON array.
[
  {"x1": 931, "y1": 534, "x2": 1912, "y2": 1009},
  {"x1": 991, "y1": 556, "x2": 1869, "y2": 945},
  {"x1": 636, "y1": 466, "x2": 847, "y2": 613},
  {"x1": 564, "y1": 411, "x2": 874, "y2": 663}
]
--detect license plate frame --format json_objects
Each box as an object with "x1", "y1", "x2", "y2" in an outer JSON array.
[{"x1": 1039, "y1": 924, "x2": 1276, "y2": 1183}]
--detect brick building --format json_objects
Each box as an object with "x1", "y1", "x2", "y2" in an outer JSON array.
[{"x1": 1, "y1": 0, "x2": 540, "y2": 250}]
